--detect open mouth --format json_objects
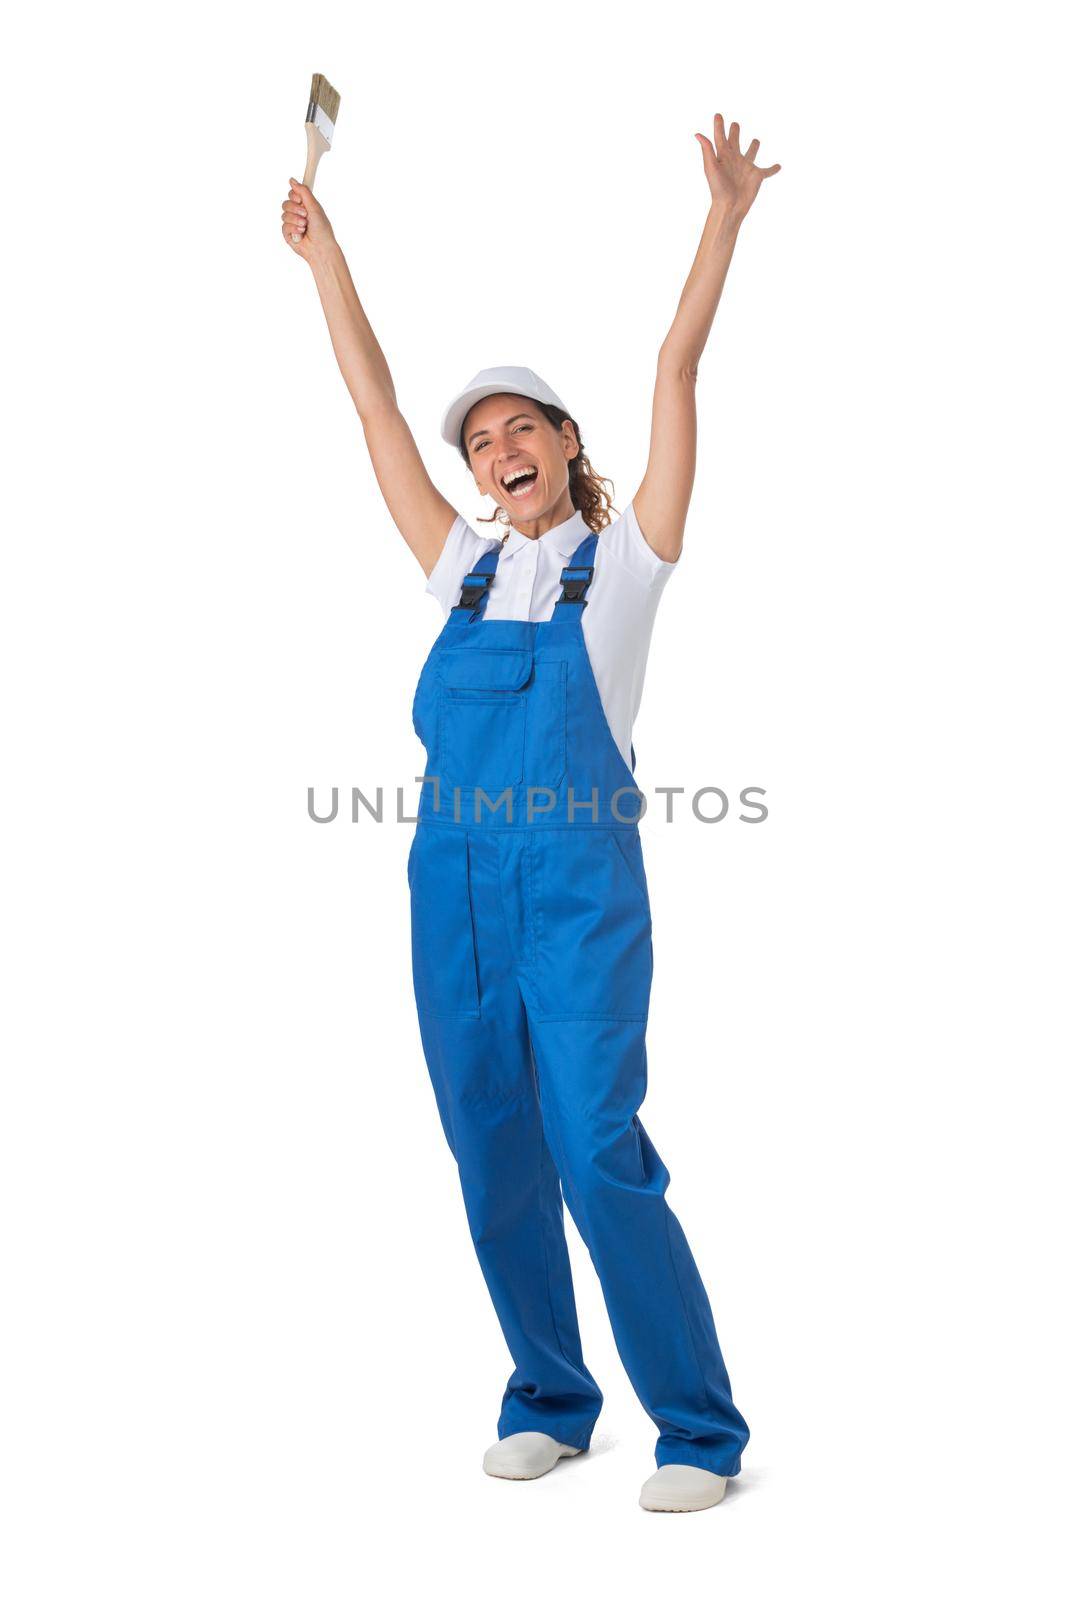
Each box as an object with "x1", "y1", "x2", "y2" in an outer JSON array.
[{"x1": 501, "y1": 466, "x2": 539, "y2": 500}]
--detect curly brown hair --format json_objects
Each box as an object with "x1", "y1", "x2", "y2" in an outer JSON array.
[{"x1": 458, "y1": 399, "x2": 616, "y2": 534}]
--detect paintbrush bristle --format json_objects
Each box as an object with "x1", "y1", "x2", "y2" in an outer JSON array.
[{"x1": 308, "y1": 73, "x2": 341, "y2": 129}]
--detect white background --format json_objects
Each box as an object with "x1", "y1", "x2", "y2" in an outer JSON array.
[{"x1": 2, "y1": 2, "x2": 1063, "y2": 1594}]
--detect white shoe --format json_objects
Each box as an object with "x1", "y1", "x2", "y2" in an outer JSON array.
[
  {"x1": 639, "y1": 1464, "x2": 728, "y2": 1512},
  {"x1": 482, "y1": 1432, "x2": 582, "y2": 1480}
]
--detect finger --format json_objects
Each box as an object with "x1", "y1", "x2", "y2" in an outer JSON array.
[
  {"x1": 282, "y1": 202, "x2": 307, "y2": 219},
  {"x1": 289, "y1": 179, "x2": 313, "y2": 203},
  {"x1": 729, "y1": 121, "x2": 741, "y2": 149},
  {"x1": 757, "y1": 163, "x2": 782, "y2": 177},
  {"x1": 744, "y1": 138, "x2": 760, "y2": 160},
  {"x1": 712, "y1": 112, "x2": 726, "y2": 156},
  {"x1": 694, "y1": 131, "x2": 715, "y2": 161}
]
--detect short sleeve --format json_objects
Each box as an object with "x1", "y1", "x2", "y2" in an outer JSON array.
[
  {"x1": 424, "y1": 514, "x2": 486, "y2": 615},
  {"x1": 599, "y1": 499, "x2": 682, "y2": 588}
]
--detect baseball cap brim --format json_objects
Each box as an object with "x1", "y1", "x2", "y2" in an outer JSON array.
[
  {"x1": 440, "y1": 383, "x2": 529, "y2": 453},
  {"x1": 440, "y1": 366, "x2": 570, "y2": 451}
]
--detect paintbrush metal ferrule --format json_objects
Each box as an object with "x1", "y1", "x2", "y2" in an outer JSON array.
[{"x1": 305, "y1": 99, "x2": 335, "y2": 146}]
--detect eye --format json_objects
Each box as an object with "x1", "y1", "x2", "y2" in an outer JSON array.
[{"x1": 472, "y1": 423, "x2": 532, "y2": 454}]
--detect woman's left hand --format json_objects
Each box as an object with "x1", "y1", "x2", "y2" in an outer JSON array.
[{"x1": 695, "y1": 115, "x2": 781, "y2": 219}]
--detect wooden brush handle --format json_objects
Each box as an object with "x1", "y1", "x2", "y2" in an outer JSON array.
[{"x1": 302, "y1": 122, "x2": 330, "y2": 190}]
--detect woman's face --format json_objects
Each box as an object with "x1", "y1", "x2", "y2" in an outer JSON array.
[{"x1": 463, "y1": 394, "x2": 579, "y2": 524}]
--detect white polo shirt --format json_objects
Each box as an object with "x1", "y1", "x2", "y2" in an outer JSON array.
[{"x1": 425, "y1": 500, "x2": 679, "y2": 772}]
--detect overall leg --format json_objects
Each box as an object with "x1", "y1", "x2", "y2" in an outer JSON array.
[
  {"x1": 522, "y1": 828, "x2": 749, "y2": 1475},
  {"x1": 409, "y1": 825, "x2": 602, "y2": 1448},
  {"x1": 528, "y1": 1016, "x2": 749, "y2": 1473}
]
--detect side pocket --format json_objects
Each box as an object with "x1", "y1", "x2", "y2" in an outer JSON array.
[
  {"x1": 529, "y1": 829, "x2": 652, "y2": 1020},
  {"x1": 409, "y1": 826, "x2": 481, "y2": 1018},
  {"x1": 612, "y1": 829, "x2": 654, "y2": 985},
  {"x1": 610, "y1": 828, "x2": 649, "y2": 897}
]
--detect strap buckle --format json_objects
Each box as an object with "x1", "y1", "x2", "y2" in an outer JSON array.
[
  {"x1": 454, "y1": 572, "x2": 495, "y2": 610},
  {"x1": 557, "y1": 564, "x2": 594, "y2": 605}
]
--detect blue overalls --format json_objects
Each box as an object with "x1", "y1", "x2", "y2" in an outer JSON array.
[{"x1": 408, "y1": 530, "x2": 749, "y2": 1475}]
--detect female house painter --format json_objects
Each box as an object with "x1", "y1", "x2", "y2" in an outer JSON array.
[{"x1": 281, "y1": 113, "x2": 780, "y2": 1513}]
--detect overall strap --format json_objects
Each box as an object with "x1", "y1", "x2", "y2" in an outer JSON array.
[
  {"x1": 447, "y1": 542, "x2": 503, "y2": 625},
  {"x1": 552, "y1": 531, "x2": 600, "y2": 621}
]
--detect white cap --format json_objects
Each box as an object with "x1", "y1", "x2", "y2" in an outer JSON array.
[{"x1": 441, "y1": 365, "x2": 570, "y2": 452}]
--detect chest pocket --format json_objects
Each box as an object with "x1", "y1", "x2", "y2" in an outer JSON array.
[{"x1": 436, "y1": 648, "x2": 565, "y2": 794}]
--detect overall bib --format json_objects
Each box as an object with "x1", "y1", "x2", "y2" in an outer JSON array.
[{"x1": 408, "y1": 531, "x2": 749, "y2": 1474}]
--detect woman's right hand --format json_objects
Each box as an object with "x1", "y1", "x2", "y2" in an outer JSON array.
[{"x1": 280, "y1": 178, "x2": 336, "y2": 264}]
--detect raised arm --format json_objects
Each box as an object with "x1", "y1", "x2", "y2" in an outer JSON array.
[
  {"x1": 633, "y1": 115, "x2": 781, "y2": 563},
  {"x1": 282, "y1": 179, "x2": 457, "y2": 577}
]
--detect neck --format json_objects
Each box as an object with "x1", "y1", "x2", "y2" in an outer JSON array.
[{"x1": 510, "y1": 489, "x2": 578, "y2": 540}]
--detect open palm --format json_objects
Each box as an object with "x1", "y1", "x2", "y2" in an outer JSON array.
[{"x1": 696, "y1": 114, "x2": 781, "y2": 217}]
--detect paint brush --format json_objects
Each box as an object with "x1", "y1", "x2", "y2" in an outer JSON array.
[{"x1": 302, "y1": 73, "x2": 341, "y2": 190}]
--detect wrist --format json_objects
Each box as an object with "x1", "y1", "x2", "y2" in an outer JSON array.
[
  {"x1": 307, "y1": 235, "x2": 344, "y2": 276},
  {"x1": 708, "y1": 198, "x2": 745, "y2": 233}
]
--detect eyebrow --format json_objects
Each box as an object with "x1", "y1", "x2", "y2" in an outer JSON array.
[{"x1": 466, "y1": 412, "x2": 536, "y2": 446}]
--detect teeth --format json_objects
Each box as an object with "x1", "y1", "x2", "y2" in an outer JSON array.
[{"x1": 503, "y1": 467, "x2": 537, "y2": 487}]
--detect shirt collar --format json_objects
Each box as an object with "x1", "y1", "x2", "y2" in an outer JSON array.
[{"x1": 495, "y1": 506, "x2": 588, "y2": 562}]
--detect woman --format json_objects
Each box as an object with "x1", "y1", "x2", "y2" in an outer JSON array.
[{"x1": 282, "y1": 113, "x2": 779, "y2": 1513}]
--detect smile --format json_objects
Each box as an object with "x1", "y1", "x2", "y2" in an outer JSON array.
[{"x1": 500, "y1": 465, "x2": 539, "y2": 499}]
